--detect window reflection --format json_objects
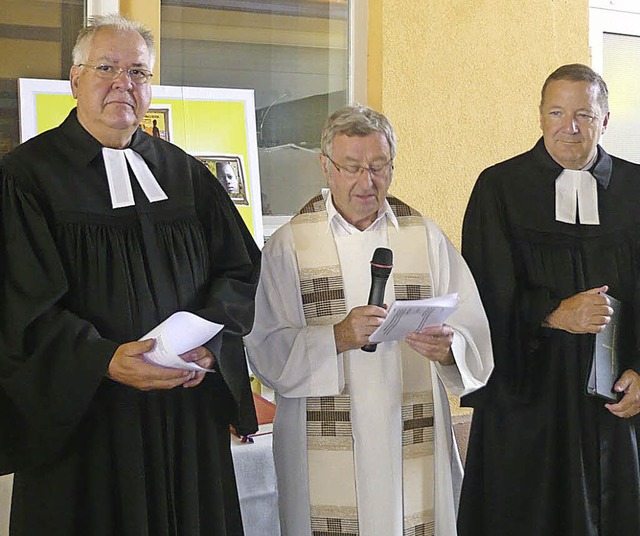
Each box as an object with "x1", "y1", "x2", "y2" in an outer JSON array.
[
  {"x1": 0, "y1": 0, "x2": 83, "y2": 157},
  {"x1": 160, "y1": 0, "x2": 349, "y2": 215}
]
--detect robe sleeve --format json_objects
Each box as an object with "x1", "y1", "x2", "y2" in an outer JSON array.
[
  {"x1": 0, "y1": 161, "x2": 119, "y2": 474},
  {"x1": 192, "y1": 163, "x2": 261, "y2": 434},
  {"x1": 424, "y1": 219, "x2": 494, "y2": 397},
  {"x1": 632, "y1": 278, "x2": 640, "y2": 374},
  {"x1": 461, "y1": 169, "x2": 561, "y2": 404},
  {"x1": 244, "y1": 224, "x2": 345, "y2": 399}
]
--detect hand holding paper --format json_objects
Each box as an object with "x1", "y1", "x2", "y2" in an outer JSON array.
[
  {"x1": 405, "y1": 324, "x2": 456, "y2": 365},
  {"x1": 368, "y1": 293, "x2": 459, "y2": 344},
  {"x1": 140, "y1": 311, "x2": 224, "y2": 372}
]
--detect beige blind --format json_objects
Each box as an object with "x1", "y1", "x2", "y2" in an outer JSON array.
[{"x1": 602, "y1": 32, "x2": 640, "y2": 164}]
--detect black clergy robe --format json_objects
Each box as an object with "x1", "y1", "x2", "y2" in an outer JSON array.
[
  {"x1": 0, "y1": 109, "x2": 261, "y2": 536},
  {"x1": 457, "y1": 138, "x2": 640, "y2": 536}
]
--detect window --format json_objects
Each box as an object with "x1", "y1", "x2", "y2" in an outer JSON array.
[{"x1": 160, "y1": 0, "x2": 352, "y2": 226}]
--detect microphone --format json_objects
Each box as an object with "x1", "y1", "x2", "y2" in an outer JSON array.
[{"x1": 361, "y1": 247, "x2": 393, "y2": 353}]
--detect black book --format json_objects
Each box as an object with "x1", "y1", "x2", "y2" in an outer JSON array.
[{"x1": 587, "y1": 294, "x2": 624, "y2": 402}]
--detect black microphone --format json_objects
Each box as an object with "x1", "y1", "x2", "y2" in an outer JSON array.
[{"x1": 361, "y1": 247, "x2": 393, "y2": 353}]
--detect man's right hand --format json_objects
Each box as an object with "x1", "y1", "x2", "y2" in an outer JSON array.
[
  {"x1": 543, "y1": 285, "x2": 612, "y2": 334},
  {"x1": 107, "y1": 339, "x2": 197, "y2": 391},
  {"x1": 333, "y1": 305, "x2": 387, "y2": 354}
]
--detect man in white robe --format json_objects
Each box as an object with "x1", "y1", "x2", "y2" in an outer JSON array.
[{"x1": 245, "y1": 105, "x2": 493, "y2": 536}]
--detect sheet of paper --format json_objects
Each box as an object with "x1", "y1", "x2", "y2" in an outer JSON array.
[
  {"x1": 369, "y1": 293, "x2": 459, "y2": 343},
  {"x1": 140, "y1": 311, "x2": 223, "y2": 372}
]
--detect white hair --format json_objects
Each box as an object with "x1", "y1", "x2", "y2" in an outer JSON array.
[{"x1": 72, "y1": 13, "x2": 155, "y2": 68}]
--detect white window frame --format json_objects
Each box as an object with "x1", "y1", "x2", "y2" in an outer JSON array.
[
  {"x1": 350, "y1": 0, "x2": 368, "y2": 106},
  {"x1": 86, "y1": 0, "x2": 119, "y2": 17}
]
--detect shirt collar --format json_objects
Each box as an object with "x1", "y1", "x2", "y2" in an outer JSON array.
[
  {"x1": 589, "y1": 145, "x2": 613, "y2": 188},
  {"x1": 532, "y1": 137, "x2": 613, "y2": 189},
  {"x1": 322, "y1": 188, "x2": 399, "y2": 233},
  {"x1": 58, "y1": 108, "x2": 103, "y2": 166}
]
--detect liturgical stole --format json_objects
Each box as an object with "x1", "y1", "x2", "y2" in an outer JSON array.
[{"x1": 290, "y1": 193, "x2": 437, "y2": 536}]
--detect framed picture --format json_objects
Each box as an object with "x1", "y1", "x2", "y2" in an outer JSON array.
[
  {"x1": 140, "y1": 106, "x2": 172, "y2": 142},
  {"x1": 196, "y1": 154, "x2": 248, "y2": 205}
]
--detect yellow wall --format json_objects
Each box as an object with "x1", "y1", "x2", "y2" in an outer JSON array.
[{"x1": 371, "y1": 0, "x2": 590, "y2": 246}]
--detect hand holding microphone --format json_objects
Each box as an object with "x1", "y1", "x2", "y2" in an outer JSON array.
[
  {"x1": 362, "y1": 247, "x2": 393, "y2": 352},
  {"x1": 332, "y1": 247, "x2": 393, "y2": 354}
]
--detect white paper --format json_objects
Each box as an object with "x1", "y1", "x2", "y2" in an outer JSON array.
[
  {"x1": 368, "y1": 293, "x2": 459, "y2": 343},
  {"x1": 140, "y1": 311, "x2": 223, "y2": 371}
]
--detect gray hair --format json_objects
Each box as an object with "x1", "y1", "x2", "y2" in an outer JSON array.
[
  {"x1": 72, "y1": 13, "x2": 156, "y2": 68},
  {"x1": 321, "y1": 105, "x2": 397, "y2": 159},
  {"x1": 540, "y1": 63, "x2": 609, "y2": 114}
]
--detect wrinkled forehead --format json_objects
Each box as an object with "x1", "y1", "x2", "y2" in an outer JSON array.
[
  {"x1": 331, "y1": 132, "x2": 391, "y2": 159},
  {"x1": 541, "y1": 79, "x2": 602, "y2": 109},
  {"x1": 88, "y1": 28, "x2": 152, "y2": 66}
]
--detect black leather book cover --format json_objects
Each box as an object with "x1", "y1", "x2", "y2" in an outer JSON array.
[{"x1": 587, "y1": 294, "x2": 623, "y2": 402}]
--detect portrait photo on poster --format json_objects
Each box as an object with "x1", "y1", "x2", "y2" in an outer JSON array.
[
  {"x1": 196, "y1": 154, "x2": 249, "y2": 205},
  {"x1": 140, "y1": 106, "x2": 171, "y2": 142}
]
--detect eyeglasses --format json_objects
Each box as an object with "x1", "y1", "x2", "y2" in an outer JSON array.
[
  {"x1": 323, "y1": 154, "x2": 394, "y2": 178},
  {"x1": 78, "y1": 64, "x2": 153, "y2": 85}
]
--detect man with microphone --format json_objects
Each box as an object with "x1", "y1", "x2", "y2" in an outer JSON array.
[{"x1": 245, "y1": 105, "x2": 494, "y2": 536}]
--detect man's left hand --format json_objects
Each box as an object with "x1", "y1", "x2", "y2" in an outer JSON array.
[
  {"x1": 605, "y1": 369, "x2": 640, "y2": 418},
  {"x1": 405, "y1": 324, "x2": 455, "y2": 365},
  {"x1": 179, "y1": 346, "x2": 215, "y2": 388}
]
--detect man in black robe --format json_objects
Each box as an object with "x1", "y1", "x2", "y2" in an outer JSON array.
[
  {"x1": 0, "y1": 14, "x2": 260, "y2": 536},
  {"x1": 458, "y1": 64, "x2": 640, "y2": 536}
]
